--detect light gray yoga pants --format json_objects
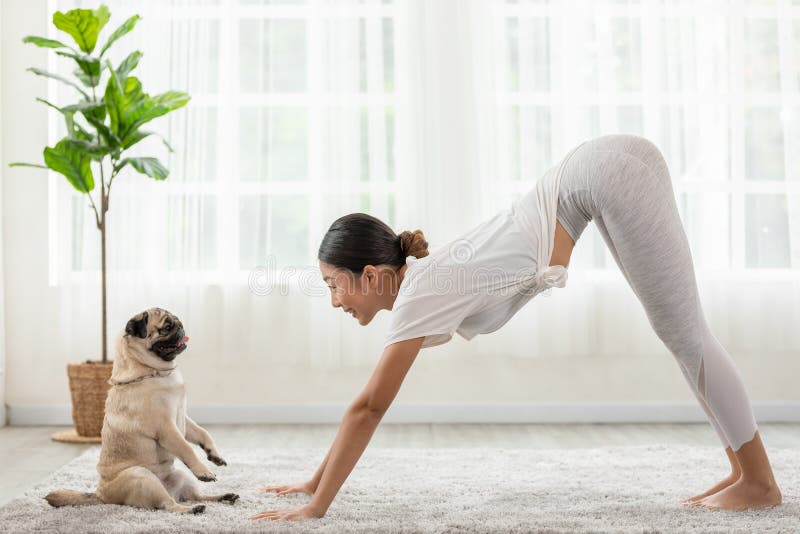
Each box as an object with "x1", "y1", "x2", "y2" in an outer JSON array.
[{"x1": 555, "y1": 133, "x2": 758, "y2": 452}]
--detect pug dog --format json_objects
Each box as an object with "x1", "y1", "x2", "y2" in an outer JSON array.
[{"x1": 46, "y1": 307, "x2": 239, "y2": 514}]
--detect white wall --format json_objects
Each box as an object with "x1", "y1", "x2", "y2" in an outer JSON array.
[
  {"x1": 3, "y1": 0, "x2": 52, "y2": 426},
  {"x1": 0, "y1": 0, "x2": 6, "y2": 427},
  {"x1": 1, "y1": 1, "x2": 49, "y2": 426},
  {"x1": 1, "y1": 0, "x2": 798, "y2": 425}
]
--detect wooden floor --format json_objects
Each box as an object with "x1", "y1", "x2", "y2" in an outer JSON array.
[{"x1": 2, "y1": 423, "x2": 799, "y2": 507}]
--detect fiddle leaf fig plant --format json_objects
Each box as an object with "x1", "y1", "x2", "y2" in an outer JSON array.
[{"x1": 9, "y1": 5, "x2": 190, "y2": 362}]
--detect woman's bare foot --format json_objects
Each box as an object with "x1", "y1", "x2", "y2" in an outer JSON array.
[
  {"x1": 681, "y1": 473, "x2": 740, "y2": 505},
  {"x1": 682, "y1": 446, "x2": 741, "y2": 505},
  {"x1": 689, "y1": 432, "x2": 781, "y2": 510},
  {"x1": 690, "y1": 477, "x2": 782, "y2": 510}
]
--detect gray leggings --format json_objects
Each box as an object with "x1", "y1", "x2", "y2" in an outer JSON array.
[{"x1": 555, "y1": 133, "x2": 757, "y2": 452}]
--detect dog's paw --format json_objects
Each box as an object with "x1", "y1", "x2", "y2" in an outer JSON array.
[
  {"x1": 220, "y1": 493, "x2": 239, "y2": 504},
  {"x1": 195, "y1": 470, "x2": 217, "y2": 482},
  {"x1": 207, "y1": 454, "x2": 227, "y2": 466}
]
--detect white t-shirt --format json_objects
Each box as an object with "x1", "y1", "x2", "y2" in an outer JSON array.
[{"x1": 383, "y1": 141, "x2": 586, "y2": 350}]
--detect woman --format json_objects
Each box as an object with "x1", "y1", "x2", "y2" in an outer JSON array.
[{"x1": 249, "y1": 133, "x2": 782, "y2": 522}]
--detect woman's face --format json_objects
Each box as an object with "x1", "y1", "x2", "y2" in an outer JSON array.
[{"x1": 319, "y1": 261, "x2": 401, "y2": 326}]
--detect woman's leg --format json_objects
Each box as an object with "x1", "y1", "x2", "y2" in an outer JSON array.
[
  {"x1": 555, "y1": 135, "x2": 763, "y2": 505},
  {"x1": 595, "y1": 214, "x2": 750, "y2": 505},
  {"x1": 582, "y1": 134, "x2": 780, "y2": 510},
  {"x1": 557, "y1": 135, "x2": 734, "y2": 454}
]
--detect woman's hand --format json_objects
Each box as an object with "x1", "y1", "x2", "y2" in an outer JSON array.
[
  {"x1": 248, "y1": 504, "x2": 323, "y2": 521},
  {"x1": 249, "y1": 339, "x2": 423, "y2": 522},
  {"x1": 260, "y1": 480, "x2": 314, "y2": 496}
]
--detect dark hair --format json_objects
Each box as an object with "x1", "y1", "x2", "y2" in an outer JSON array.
[{"x1": 317, "y1": 213, "x2": 429, "y2": 273}]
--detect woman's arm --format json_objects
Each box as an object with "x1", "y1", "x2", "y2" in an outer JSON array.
[
  {"x1": 249, "y1": 335, "x2": 425, "y2": 521},
  {"x1": 308, "y1": 448, "x2": 331, "y2": 490}
]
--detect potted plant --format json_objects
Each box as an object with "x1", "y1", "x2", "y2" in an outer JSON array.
[{"x1": 9, "y1": 5, "x2": 189, "y2": 441}]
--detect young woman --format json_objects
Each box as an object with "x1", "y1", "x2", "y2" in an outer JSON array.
[{"x1": 249, "y1": 133, "x2": 782, "y2": 522}]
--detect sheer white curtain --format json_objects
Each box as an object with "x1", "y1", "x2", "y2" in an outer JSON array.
[
  {"x1": 468, "y1": 0, "x2": 800, "y2": 362},
  {"x1": 50, "y1": 0, "x2": 800, "y2": 369},
  {"x1": 51, "y1": 0, "x2": 402, "y2": 367}
]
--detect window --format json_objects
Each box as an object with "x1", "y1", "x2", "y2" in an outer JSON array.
[
  {"x1": 51, "y1": 0, "x2": 401, "y2": 280},
  {"x1": 48, "y1": 0, "x2": 800, "y2": 282},
  {"x1": 496, "y1": 0, "x2": 799, "y2": 275}
]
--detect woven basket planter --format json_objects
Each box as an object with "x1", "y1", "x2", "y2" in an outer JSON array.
[{"x1": 66, "y1": 362, "x2": 113, "y2": 438}]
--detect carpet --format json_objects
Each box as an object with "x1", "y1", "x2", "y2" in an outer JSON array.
[{"x1": 0, "y1": 445, "x2": 796, "y2": 533}]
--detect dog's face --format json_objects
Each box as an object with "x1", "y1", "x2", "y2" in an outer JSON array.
[{"x1": 124, "y1": 307, "x2": 189, "y2": 364}]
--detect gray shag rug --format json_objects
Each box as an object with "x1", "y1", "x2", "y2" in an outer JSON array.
[{"x1": 0, "y1": 445, "x2": 797, "y2": 533}]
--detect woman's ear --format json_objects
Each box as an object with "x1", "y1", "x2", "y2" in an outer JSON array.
[
  {"x1": 361, "y1": 265, "x2": 376, "y2": 287},
  {"x1": 369, "y1": 264, "x2": 397, "y2": 291},
  {"x1": 364, "y1": 264, "x2": 391, "y2": 290}
]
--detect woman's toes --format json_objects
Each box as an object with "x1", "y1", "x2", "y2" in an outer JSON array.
[{"x1": 689, "y1": 497, "x2": 708, "y2": 508}]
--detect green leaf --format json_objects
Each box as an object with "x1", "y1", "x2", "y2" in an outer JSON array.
[
  {"x1": 119, "y1": 129, "x2": 149, "y2": 150},
  {"x1": 104, "y1": 70, "x2": 122, "y2": 136},
  {"x1": 120, "y1": 130, "x2": 174, "y2": 152},
  {"x1": 68, "y1": 139, "x2": 115, "y2": 160},
  {"x1": 85, "y1": 108, "x2": 107, "y2": 126},
  {"x1": 43, "y1": 139, "x2": 95, "y2": 193},
  {"x1": 36, "y1": 96, "x2": 103, "y2": 116},
  {"x1": 104, "y1": 66, "x2": 190, "y2": 142},
  {"x1": 27, "y1": 67, "x2": 89, "y2": 99},
  {"x1": 84, "y1": 114, "x2": 121, "y2": 148},
  {"x1": 94, "y1": 5, "x2": 111, "y2": 30},
  {"x1": 56, "y1": 50, "x2": 102, "y2": 88},
  {"x1": 73, "y1": 68, "x2": 92, "y2": 87},
  {"x1": 52, "y1": 5, "x2": 110, "y2": 54},
  {"x1": 9, "y1": 162, "x2": 49, "y2": 169},
  {"x1": 35, "y1": 97, "x2": 65, "y2": 113},
  {"x1": 151, "y1": 91, "x2": 191, "y2": 112},
  {"x1": 114, "y1": 157, "x2": 168, "y2": 180},
  {"x1": 116, "y1": 51, "x2": 142, "y2": 81},
  {"x1": 78, "y1": 100, "x2": 106, "y2": 122},
  {"x1": 61, "y1": 100, "x2": 105, "y2": 113},
  {"x1": 124, "y1": 88, "x2": 190, "y2": 140},
  {"x1": 72, "y1": 121, "x2": 94, "y2": 142},
  {"x1": 22, "y1": 36, "x2": 70, "y2": 49},
  {"x1": 99, "y1": 14, "x2": 141, "y2": 57},
  {"x1": 34, "y1": 98, "x2": 95, "y2": 141},
  {"x1": 158, "y1": 135, "x2": 175, "y2": 153},
  {"x1": 65, "y1": 110, "x2": 76, "y2": 139}
]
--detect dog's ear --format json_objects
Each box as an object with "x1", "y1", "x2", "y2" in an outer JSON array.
[{"x1": 125, "y1": 311, "x2": 149, "y2": 339}]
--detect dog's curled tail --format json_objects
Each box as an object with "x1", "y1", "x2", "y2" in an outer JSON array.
[{"x1": 45, "y1": 490, "x2": 101, "y2": 507}]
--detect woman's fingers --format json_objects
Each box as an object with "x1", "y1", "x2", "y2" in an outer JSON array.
[
  {"x1": 250, "y1": 509, "x2": 281, "y2": 520},
  {"x1": 261, "y1": 485, "x2": 307, "y2": 496},
  {"x1": 249, "y1": 508, "x2": 294, "y2": 521},
  {"x1": 261, "y1": 483, "x2": 307, "y2": 495},
  {"x1": 261, "y1": 485, "x2": 288, "y2": 492}
]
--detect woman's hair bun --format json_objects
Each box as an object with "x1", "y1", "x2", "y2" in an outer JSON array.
[{"x1": 397, "y1": 229, "x2": 429, "y2": 259}]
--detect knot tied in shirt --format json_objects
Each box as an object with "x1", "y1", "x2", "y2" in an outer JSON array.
[
  {"x1": 538, "y1": 264, "x2": 568, "y2": 288},
  {"x1": 527, "y1": 264, "x2": 568, "y2": 297}
]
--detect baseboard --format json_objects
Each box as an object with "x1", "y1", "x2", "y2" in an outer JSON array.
[{"x1": 7, "y1": 401, "x2": 800, "y2": 426}]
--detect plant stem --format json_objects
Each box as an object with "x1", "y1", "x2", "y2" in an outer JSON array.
[
  {"x1": 107, "y1": 167, "x2": 118, "y2": 200},
  {"x1": 92, "y1": 83, "x2": 109, "y2": 364},
  {"x1": 86, "y1": 190, "x2": 101, "y2": 229},
  {"x1": 100, "y1": 160, "x2": 108, "y2": 364}
]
